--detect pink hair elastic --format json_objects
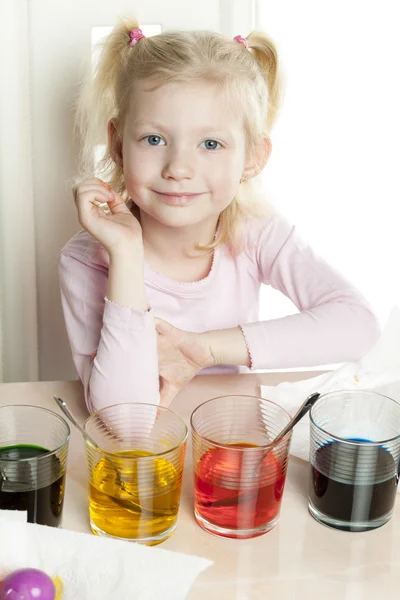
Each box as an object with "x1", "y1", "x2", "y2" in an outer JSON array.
[
  {"x1": 233, "y1": 35, "x2": 249, "y2": 49},
  {"x1": 129, "y1": 28, "x2": 145, "y2": 47}
]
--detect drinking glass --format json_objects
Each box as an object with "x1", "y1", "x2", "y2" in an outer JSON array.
[
  {"x1": 0, "y1": 405, "x2": 70, "y2": 526},
  {"x1": 309, "y1": 390, "x2": 400, "y2": 532},
  {"x1": 84, "y1": 403, "x2": 187, "y2": 545},
  {"x1": 191, "y1": 395, "x2": 292, "y2": 539}
]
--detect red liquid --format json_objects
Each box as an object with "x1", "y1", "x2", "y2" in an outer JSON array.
[{"x1": 194, "y1": 443, "x2": 286, "y2": 537}]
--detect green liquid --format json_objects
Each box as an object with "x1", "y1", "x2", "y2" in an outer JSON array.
[{"x1": 0, "y1": 444, "x2": 65, "y2": 526}]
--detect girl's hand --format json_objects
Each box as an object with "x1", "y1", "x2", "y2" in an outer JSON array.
[
  {"x1": 73, "y1": 178, "x2": 142, "y2": 255},
  {"x1": 155, "y1": 318, "x2": 216, "y2": 407}
]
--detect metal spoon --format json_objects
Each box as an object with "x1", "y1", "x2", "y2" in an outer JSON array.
[
  {"x1": 254, "y1": 392, "x2": 321, "y2": 470},
  {"x1": 266, "y1": 392, "x2": 320, "y2": 450},
  {"x1": 207, "y1": 392, "x2": 321, "y2": 508},
  {"x1": 53, "y1": 396, "x2": 165, "y2": 516}
]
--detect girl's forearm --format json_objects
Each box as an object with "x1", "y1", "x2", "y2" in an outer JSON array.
[
  {"x1": 107, "y1": 243, "x2": 148, "y2": 311},
  {"x1": 203, "y1": 327, "x2": 251, "y2": 368}
]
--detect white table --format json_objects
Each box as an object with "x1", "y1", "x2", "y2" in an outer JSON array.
[{"x1": 1, "y1": 373, "x2": 399, "y2": 599}]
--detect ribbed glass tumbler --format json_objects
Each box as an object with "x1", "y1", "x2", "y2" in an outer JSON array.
[
  {"x1": 84, "y1": 403, "x2": 187, "y2": 545},
  {"x1": 309, "y1": 390, "x2": 400, "y2": 532},
  {"x1": 0, "y1": 405, "x2": 70, "y2": 527},
  {"x1": 191, "y1": 395, "x2": 292, "y2": 539}
]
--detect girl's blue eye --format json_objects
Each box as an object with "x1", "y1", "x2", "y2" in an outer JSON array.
[
  {"x1": 145, "y1": 135, "x2": 165, "y2": 146},
  {"x1": 201, "y1": 139, "x2": 221, "y2": 150}
]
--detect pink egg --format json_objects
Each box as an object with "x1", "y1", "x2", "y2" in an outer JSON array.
[{"x1": 1, "y1": 568, "x2": 56, "y2": 600}]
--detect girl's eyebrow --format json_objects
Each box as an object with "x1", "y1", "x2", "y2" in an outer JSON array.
[
  {"x1": 131, "y1": 119, "x2": 231, "y2": 137},
  {"x1": 131, "y1": 119, "x2": 167, "y2": 131}
]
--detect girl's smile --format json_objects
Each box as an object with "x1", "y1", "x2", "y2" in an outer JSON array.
[{"x1": 152, "y1": 190, "x2": 206, "y2": 206}]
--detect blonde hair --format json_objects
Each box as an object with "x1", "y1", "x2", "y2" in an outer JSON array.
[{"x1": 75, "y1": 18, "x2": 284, "y2": 252}]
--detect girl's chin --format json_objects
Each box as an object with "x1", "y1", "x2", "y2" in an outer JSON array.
[{"x1": 140, "y1": 206, "x2": 219, "y2": 228}]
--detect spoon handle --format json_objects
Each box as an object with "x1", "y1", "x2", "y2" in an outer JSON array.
[
  {"x1": 255, "y1": 392, "x2": 320, "y2": 472},
  {"x1": 54, "y1": 396, "x2": 82, "y2": 432},
  {"x1": 53, "y1": 396, "x2": 99, "y2": 450},
  {"x1": 273, "y1": 392, "x2": 320, "y2": 446}
]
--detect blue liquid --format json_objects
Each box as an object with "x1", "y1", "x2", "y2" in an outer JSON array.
[{"x1": 309, "y1": 439, "x2": 398, "y2": 530}]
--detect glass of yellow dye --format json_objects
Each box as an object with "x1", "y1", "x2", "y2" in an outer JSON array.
[{"x1": 83, "y1": 403, "x2": 187, "y2": 545}]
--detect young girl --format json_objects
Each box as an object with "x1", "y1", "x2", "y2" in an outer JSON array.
[{"x1": 59, "y1": 19, "x2": 379, "y2": 413}]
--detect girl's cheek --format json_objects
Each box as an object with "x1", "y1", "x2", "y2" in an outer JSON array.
[{"x1": 122, "y1": 173, "x2": 138, "y2": 198}]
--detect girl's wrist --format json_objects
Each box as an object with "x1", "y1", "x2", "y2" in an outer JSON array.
[
  {"x1": 202, "y1": 327, "x2": 251, "y2": 368},
  {"x1": 108, "y1": 244, "x2": 147, "y2": 311},
  {"x1": 108, "y1": 238, "x2": 144, "y2": 261}
]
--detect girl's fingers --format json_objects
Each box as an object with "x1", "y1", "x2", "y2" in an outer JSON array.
[
  {"x1": 76, "y1": 191, "x2": 112, "y2": 225},
  {"x1": 159, "y1": 380, "x2": 179, "y2": 407},
  {"x1": 96, "y1": 181, "x2": 131, "y2": 215},
  {"x1": 154, "y1": 318, "x2": 177, "y2": 336},
  {"x1": 155, "y1": 319, "x2": 169, "y2": 335},
  {"x1": 76, "y1": 190, "x2": 112, "y2": 209},
  {"x1": 75, "y1": 182, "x2": 131, "y2": 216},
  {"x1": 156, "y1": 335, "x2": 171, "y2": 352},
  {"x1": 77, "y1": 179, "x2": 115, "y2": 198},
  {"x1": 106, "y1": 194, "x2": 132, "y2": 215},
  {"x1": 89, "y1": 200, "x2": 109, "y2": 219},
  {"x1": 74, "y1": 185, "x2": 114, "y2": 203}
]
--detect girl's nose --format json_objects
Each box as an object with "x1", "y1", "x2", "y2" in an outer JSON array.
[{"x1": 161, "y1": 147, "x2": 195, "y2": 181}]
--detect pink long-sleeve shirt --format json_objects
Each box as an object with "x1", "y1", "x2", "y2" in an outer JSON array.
[{"x1": 59, "y1": 213, "x2": 380, "y2": 413}]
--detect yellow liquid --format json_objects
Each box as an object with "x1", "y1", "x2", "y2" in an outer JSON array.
[{"x1": 89, "y1": 449, "x2": 182, "y2": 545}]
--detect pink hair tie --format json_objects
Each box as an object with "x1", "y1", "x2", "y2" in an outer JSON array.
[
  {"x1": 129, "y1": 28, "x2": 145, "y2": 47},
  {"x1": 233, "y1": 35, "x2": 249, "y2": 49}
]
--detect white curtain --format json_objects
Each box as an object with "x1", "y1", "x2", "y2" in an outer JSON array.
[{"x1": 0, "y1": 0, "x2": 39, "y2": 382}]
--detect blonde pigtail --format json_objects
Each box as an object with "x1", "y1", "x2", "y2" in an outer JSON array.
[
  {"x1": 247, "y1": 31, "x2": 284, "y2": 134},
  {"x1": 214, "y1": 32, "x2": 283, "y2": 252},
  {"x1": 74, "y1": 17, "x2": 140, "y2": 195}
]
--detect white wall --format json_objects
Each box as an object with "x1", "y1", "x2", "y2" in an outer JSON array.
[{"x1": 256, "y1": 0, "x2": 400, "y2": 326}]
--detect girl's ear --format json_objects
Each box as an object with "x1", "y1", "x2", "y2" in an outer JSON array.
[
  {"x1": 108, "y1": 118, "x2": 123, "y2": 167},
  {"x1": 242, "y1": 135, "x2": 272, "y2": 180}
]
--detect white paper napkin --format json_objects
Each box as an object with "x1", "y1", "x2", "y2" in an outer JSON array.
[
  {"x1": 0, "y1": 511, "x2": 212, "y2": 599},
  {"x1": 261, "y1": 306, "x2": 400, "y2": 472}
]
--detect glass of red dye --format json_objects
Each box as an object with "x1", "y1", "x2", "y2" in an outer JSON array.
[{"x1": 190, "y1": 395, "x2": 292, "y2": 539}]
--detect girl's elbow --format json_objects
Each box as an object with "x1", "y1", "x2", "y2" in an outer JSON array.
[{"x1": 351, "y1": 305, "x2": 381, "y2": 358}]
